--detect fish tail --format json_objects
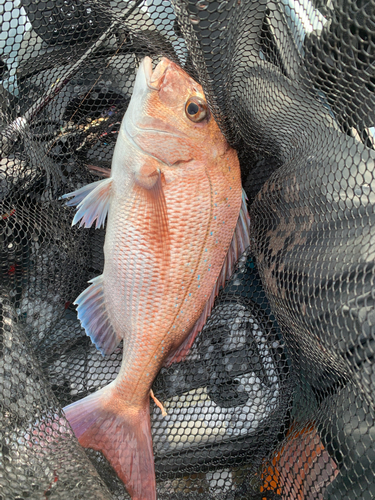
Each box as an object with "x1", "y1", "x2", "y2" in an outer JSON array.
[{"x1": 64, "y1": 384, "x2": 156, "y2": 500}]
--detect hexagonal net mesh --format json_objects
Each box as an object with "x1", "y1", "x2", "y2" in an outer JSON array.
[{"x1": 0, "y1": 0, "x2": 374, "y2": 498}]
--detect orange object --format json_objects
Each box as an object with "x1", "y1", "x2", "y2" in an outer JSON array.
[
  {"x1": 261, "y1": 424, "x2": 338, "y2": 499},
  {"x1": 63, "y1": 57, "x2": 250, "y2": 499}
]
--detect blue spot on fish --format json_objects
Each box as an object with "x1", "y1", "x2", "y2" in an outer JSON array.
[
  {"x1": 197, "y1": 275, "x2": 200, "y2": 280},
  {"x1": 210, "y1": 232, "x2": 213, "y2": 235}
]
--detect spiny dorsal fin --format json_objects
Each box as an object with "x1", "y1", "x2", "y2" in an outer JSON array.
[{"x1": 164, "y1": 189, "x2": 250, "y2": 366}]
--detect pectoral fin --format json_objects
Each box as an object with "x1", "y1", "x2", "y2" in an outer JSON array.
[{"x1": 134, "y1": 169, "x2": 170, "y2": 265}]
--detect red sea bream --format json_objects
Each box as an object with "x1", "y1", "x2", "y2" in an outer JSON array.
[{"x1": 63, "y1": 56, "x2": 250, "y2": 500}]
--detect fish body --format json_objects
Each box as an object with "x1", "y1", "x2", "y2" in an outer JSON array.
[{"x1": 63, "y1": 57, "x2": 250, "y2": 499}]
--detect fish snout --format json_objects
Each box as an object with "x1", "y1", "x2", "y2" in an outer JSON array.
[{"x1": 144, "y1": 57, "x2": 172, "y2": 91}]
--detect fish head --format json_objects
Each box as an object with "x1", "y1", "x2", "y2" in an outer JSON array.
[{"x1": 122, "y1": 56, "x2": 229, "y2": 174}]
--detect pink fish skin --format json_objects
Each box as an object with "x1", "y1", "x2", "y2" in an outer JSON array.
[{"x1": 63, "y1": 57, "x2": 250, "y2": 499}]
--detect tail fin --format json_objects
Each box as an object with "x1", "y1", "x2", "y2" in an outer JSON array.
[{"x1": 64, "y1": 384, "x2": 156, "y2": 500}]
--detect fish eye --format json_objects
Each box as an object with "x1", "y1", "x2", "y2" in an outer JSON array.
[{"x1": 185, "y1": 97, "x2": 208, "y2": 122}]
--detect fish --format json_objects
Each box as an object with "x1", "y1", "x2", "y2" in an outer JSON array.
[{"x1": 62, "y1": 56, "x2": 250, "y2": 500}]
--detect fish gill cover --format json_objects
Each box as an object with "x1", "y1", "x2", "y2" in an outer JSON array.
[{"x1": 0, "y1": 0, "x2": 374, "y2": 499}]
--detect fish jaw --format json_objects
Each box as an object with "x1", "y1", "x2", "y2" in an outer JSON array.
[{"x1": 123, "y1": 57, "x2": 175, "y2": 143}]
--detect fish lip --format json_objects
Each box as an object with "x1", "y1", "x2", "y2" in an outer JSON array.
[
  {"x1": 143, "y1": 57, "x2": 155, "y2": 90},
  {"x1": 143, "y1": 56, "x2": 168, "y2": 91}
]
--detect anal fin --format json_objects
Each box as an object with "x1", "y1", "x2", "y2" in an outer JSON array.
[
  {"x1": 62, "y1": 177, "x2": 112, "y2": 229},
  {"x1": 75, "y1": 275, "x2": 120, "y2": 356},
  {"x1": 164, "y1": 189, "x2": 250, "y2": 366}
]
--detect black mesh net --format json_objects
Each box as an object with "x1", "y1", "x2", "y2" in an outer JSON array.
[{"x1": 0, "y1": 0, "x2": 374, "y2": 498}]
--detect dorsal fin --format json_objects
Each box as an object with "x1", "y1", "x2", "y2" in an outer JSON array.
[
  {"x1": 62, "y1": 177, "x2": 113, "y2": 229},
  {"x1": 164, "y1": 189, "x2": 250, "y2": 366}
]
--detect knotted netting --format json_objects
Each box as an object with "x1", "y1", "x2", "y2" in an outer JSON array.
[{"x1": 0, "y1": 0, "x2": 374, "y2": 498}]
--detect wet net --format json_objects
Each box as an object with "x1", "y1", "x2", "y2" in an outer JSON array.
[{"x1": 0, "y1": 0, "x2": 374, "y2": 498}]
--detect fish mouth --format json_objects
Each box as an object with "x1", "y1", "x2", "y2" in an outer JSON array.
[{"x1": 143, "y1": 56, "x2": 170, "y2": 91}]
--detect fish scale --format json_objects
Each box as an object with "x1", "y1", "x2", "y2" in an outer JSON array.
[{"x1": 62, "y1": 56, "x2": 250, "y2": 500}]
